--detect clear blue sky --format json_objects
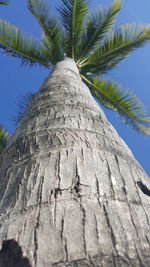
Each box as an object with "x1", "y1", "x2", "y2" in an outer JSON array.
[{"x1": 0, "y1": 0, "x2": 150, "y2": 176}]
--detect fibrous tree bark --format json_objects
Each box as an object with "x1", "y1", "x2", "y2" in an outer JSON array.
[{"x1": 0, "y1": 58, "x2": 150, "y2": 267}]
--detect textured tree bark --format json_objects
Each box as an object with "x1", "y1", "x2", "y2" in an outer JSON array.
[{"x1": 0, "y1": 58, "x2": 150, "y2": 267}]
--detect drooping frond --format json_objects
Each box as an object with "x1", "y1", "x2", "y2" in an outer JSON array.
[
  {"x1": 58, "y1": 0, "x2": 88, "y2": 59},
  {"x1": 12, "y1": 92, "x2": 34, "y2": 125},
  {"x1": 0, "y1": 0, "x2": 9, "y2": 5},
  {"x1": 0, "y1": 19, "x2": 51, "y2": 66},
  {"x1": 77, "y1": 0, "x2": 122, "y2": 63},
  {"x1": 28, "y1": 0, "x2": 64, "y2": 63},
  {"x1": 79, "y1": 24, "x2": 150, "y2": 74},
  {"x1": 82, "y1": 75, "x2": 150, "y2": 135},
  {"x1": 0, "y1": 125, "x2": 8, "y2": 154}
]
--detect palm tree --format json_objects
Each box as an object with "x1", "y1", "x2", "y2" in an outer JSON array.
[{"x1": 0, "y1": 0, "x2": 150, "y2": 266}]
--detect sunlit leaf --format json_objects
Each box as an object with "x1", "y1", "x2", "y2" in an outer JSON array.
[
  {"x1": 58, "y1": 0, "x2": 88, "y2": 59},
  {"x1": 77, "y1": 0, "x2": 122, "y2": 63},
  {"x1": 79, "y1": 24, "x2": 150, "y2": 74},
  {"x1": 82, "y1": 75, "x2": 150, "y2": 135},
  {"x1": 0, "y1": 19, "x2": 51, "y2": 67}
]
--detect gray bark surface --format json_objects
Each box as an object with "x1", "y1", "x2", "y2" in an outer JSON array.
[{"x1": 0, "y1": 58, "x2": 150, "y2": 267}]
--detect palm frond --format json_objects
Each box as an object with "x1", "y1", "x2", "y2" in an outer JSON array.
[
  {"x1": 0, "y1": 0, "x2": 9, "y2": 5},
  {"x1": 58, "y1": 0, "x2": 88, "y2": 59},
  {"x1": 0, "y1": 126, "x2": 8, "y2": 154},
  {"x1": 28, "y1": 0, "x2": 64, "y2": 63},
  {"x1": 77, "y1": 0, "x2": 122, "y2": 63},
  {"x1": 82, "y1": 75, "x2": 150, "y2": 135},
  {"x1": 79, "y1": 24, "x2": 150, "y2": 75},
  {"x1": 0, "y1": 19, "x2": 51, "y2": 67}
]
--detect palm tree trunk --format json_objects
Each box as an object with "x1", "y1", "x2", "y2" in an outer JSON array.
[{"x1": 0, "y1": 58, "x2": 150, "y2": 267}]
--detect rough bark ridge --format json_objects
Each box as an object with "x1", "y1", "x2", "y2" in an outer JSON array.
[{"x1": 0, "y1": 58, "x2": 150, "y2": 267}]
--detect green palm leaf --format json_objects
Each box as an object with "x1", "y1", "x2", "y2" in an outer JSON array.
[
  {"x1": 58, "y1": 0, "x2": 88, "y2": 59},
  {"x1": 79, "y1": 24, "x2": 150, "y2": 74},
  {"x1": 0, "y1": 0, "x2": 9, "y2": 5},
  {"x1": 82, "y1": 75, "x2": 150, "y2": 135},
  {"x1": 0, "y1": 19, "x2": 51, "y2": 67},
  {"x1": 28, "y1": 0, "x2": 64, "y2": 63},
  {"x1": 77, "y1": 0, "x2": 122, "y2": 63},
  {"x1": 0, "y1": 126, "x2": 8, "y2": 154}
]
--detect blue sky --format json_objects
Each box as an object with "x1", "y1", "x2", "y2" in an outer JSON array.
[{"x1": 0, "y1": 0, "x2": 150, "y2": 176}]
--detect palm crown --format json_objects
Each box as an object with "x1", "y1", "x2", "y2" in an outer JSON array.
[{"x1": 0, "y1": 0, "x2": 150, "y2": 134}]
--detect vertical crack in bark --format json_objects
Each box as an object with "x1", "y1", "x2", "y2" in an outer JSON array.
[
  {"x1": 55, "y1": 151, "x2": 61, "y2": 189},
  {"x1": 49, "y1": 189, "x2": 54, "y2": 204},
  {"x1": 33, "y1": 224, "x2": 38, "y2": 266},
  {"x1": 112, "y1": 255, "x2": 118, "y2": 267},
  {"x1": 73, "y1": 157, "x2": 81, "y2": 196},
  {"x1": 125, "y1": 255, "x2": 135, "y2": 267},
  {"x1": 88, "y1": 254, "x2": 95, "y2": 267},
  {"x1": 103, "y1": 203, "x2": 119, "y2": 265},
  {"x1": 95, "y1": 175, "x2": 100, "y2": 198},
  {"x1": 64, "y1": 237, "x2": 68, "y2": 262},
  {"x1": 50, "y1": 151, "x2": 62, "y2": 225},
  {"x1": 145, "y1": 235, "x2": 150, "y2": 247},
  {"x1": 58, "y1": 209, "x2": 69, "y2": 262},
  {"x1": 81, "y1": 148, "x2": 84, "y2": 163},
  {"x1": 106, "y1": 159, "x2": 115, "y2": 199},
  {"x1": 94, "y1": 213, "x2": 99, "y2": 247},
  {"x1": 134, "y1": 242, "x2": 145, "y2": 267},
  {"x1": 77, "y1": 118, "x2": 80, "y2": 129},
  {"x1": 79, "y1": 200, "x2": 87, "y2": 256},
  {"x1": 37, "y1": 175, "x2": 44, "y2": 206},
  {"x1": 96, "y1": 193, "x2": 102, "y2": 208},
  {"x1": 33, "y1": 175, "x2": 44, "y2": 266},
  {"x1": 60, "y1": 214, "x2": 64, "y2": 244},
  {"x1": 66, "y1": 149, "x2": 69, "y2": 157}
]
